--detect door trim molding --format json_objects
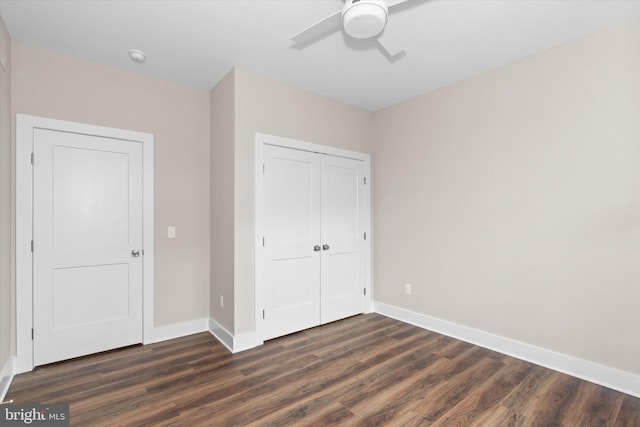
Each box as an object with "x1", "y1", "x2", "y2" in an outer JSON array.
[
  {"x1": 16, "y1": 115, "x2": 154, "y2": 373},
  {"x1": 254, "y1": 133, "x2": 372, "y2": 344}
]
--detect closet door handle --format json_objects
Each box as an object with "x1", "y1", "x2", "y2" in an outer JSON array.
[
  {"x1": 313, "y1": 245, "x2": 321, "y2": 252},
  {"x1": 322, "y1": 244, "x2": 330, "y2": 251}
]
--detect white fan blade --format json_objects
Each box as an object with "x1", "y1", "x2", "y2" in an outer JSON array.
[
  {"x1": 376, "y1": 29, "x2": 404, "y2": 57},
  {"x1": 291, "y1": 10, "x2": 342, "y2": 44},
  {"x1": 387, "y1": 0, "x2": 410, "y2": 9}
]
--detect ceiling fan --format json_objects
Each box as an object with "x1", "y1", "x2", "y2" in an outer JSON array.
[{"x1": 290, "y1": 0, "x2": 415, "y2": 58}]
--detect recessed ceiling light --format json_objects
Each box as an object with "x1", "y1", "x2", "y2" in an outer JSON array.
[{"x1": 129, "y1": 49, "x2": 146, "y2": 63}]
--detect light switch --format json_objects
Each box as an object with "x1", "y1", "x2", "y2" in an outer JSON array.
[{"x1": 168, "y1": 226, "x2": 176, "y2": 239}]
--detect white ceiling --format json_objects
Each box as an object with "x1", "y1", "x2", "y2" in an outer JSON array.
[{"x1": 2, "y1": 0, "x2": 640, "y2": 112}]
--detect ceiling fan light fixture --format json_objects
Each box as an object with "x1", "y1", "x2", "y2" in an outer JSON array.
[{"x1": 342, "y1": 0, "x2": 388, "y2": 39}]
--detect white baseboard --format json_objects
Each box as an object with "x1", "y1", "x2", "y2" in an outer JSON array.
[
  {"x1": 208, "y1": 317, "x2": 233, "y2": 352},
  {"x1": 1, "y1": 356, "x2": 15, "y2": 403},
  {"x1": 153, "y1": 318, "x2": 209, "y2": 343},
  {"x1": 374, "y1": 302, "x2": 640, "y2": 398},
  {"x1": 208, "y1": 318, "x2": 263, "y2": 353},
  {"x1": 233, "y1": 331, "x2": 262, "y2": 353}
]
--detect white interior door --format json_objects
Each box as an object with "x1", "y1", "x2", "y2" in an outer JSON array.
[
  {"x1": 262, "y1": 143, "x2": 367, "y2": 340},
  {"x1": 33, "y1": 128, "x2": 143, "y2": 366},
  {"x1": 262, "y1": 145, "x2": 321, "y2": 340},
  {"x1": 320, "y1": 155, "x2": 366, "y2": 324}
]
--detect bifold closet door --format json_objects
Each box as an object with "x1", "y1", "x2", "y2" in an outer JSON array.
[
  {"x1": 320, "y1": 155, "x2": 366, "y2": 324},
  {"x1": 262, "y1": 145, "x2": 321, "y2": 340},
  {"x1": 262, "y1": 144, "x2": 366, "y2": 341}
]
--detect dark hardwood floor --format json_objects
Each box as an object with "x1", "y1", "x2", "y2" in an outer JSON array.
[{"x1": 6, "y1": 314, "x2": 640, "y2": 426}]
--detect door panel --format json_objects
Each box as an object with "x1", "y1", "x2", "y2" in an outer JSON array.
[
  {"x1": 33, "y1": 129, "x2": 143, "y2": 366},
  {"x1": 263, "y1": 145, "x2": 321, "y2": 340},
  {"x1": 52, "y1": 263, "x2": 130, "y2": 329},
  {"x1": 52, "y1": 146, "x2": 130, "y2": 246},
  {"x1": 320, "y1": 155, "x2": 366, "y2": 324}
]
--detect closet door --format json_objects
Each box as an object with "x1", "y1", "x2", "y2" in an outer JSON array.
[
  {"x1": 262, "y1": 145, "x2": 321, "y2": 340},
  {"x1": 320, "y1": 155, "x2": 366, "y2": 324}
]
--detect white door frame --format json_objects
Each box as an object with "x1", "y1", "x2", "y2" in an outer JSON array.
[
  {"x1": 16, "y1": 115, "x2": 154, "y2": 373},
  {"x1": 254, "y1": 132, "x2": 372, "y2": 343}
]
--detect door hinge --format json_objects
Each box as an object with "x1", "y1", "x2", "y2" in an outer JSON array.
[
  {"x1": 364, "y1": 288, "x2": 366, "y2": 295},
  {"x1": 364, "y1": 232, "x2": 367, "y2": 241},
  {"x1": 31, "y1": 328, "x2": 34, "y2": 340},
  {"x1": 30, "y1": 152, "x2": 34, "y2": 165},
  {"x1": 262, "y1": 237, "x2": 265, "y2": 247},
  {"x1": 262, "y1": 309, "x2": 265, "y2": 319},
  {"x1": 263, "y1": 164, "x2": 265, "y2": 174},
  {"x1": 141, "y1": 249, "x2": 145, "y2": 256},
  {"x1": 364, "y1": 177, "x2": 367, "y2": 185},
  {"x1": 30, "y1": 240, "x2": 33, "y2": 252}
]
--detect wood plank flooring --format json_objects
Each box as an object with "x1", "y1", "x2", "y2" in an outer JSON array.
[{"x1": 6, "y1": 314, "x2": 640, "y2": 426}]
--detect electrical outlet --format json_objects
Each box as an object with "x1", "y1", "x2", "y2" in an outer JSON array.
[
  {"x1": 167, "y1": 226, "x2": 176, "y2": 239},
  {"x1": 219, "y1": 295, "x2": 224, "y2": 309},
  {"x1": 404, "y1": 283, "x2": 412, "y2": 295}
]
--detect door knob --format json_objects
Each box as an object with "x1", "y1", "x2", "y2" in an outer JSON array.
[
  {"x1": 322, "y1": 244, "x2": 330, "y2": 251},
  {"x1": 313, "y1": 245, "x2": 321, "y2": 252},
  {"x1": 131, "y1": 250, "x2": 141, "y2": 257}
]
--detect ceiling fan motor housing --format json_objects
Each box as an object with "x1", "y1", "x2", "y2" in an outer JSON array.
[{"x1": 342, "y1": 0, "x2": 389, "y2": 39}]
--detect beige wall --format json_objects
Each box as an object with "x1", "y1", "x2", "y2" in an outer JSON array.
[
  {"x1": 210, "y1": 70, "x2": 235, "y2": 333},
  {"x1": 373, "y1": 18, "x2": 640, "y2": 374},
  {"x1": 0, "y1": 15, "x2": 11, "y2": 373},
  {"x1": 233, "y1": 68, "x2": 374, "y2": 333},
  {"x1": 11, "y1": 42, "x2": 211, "y2": 328}
]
